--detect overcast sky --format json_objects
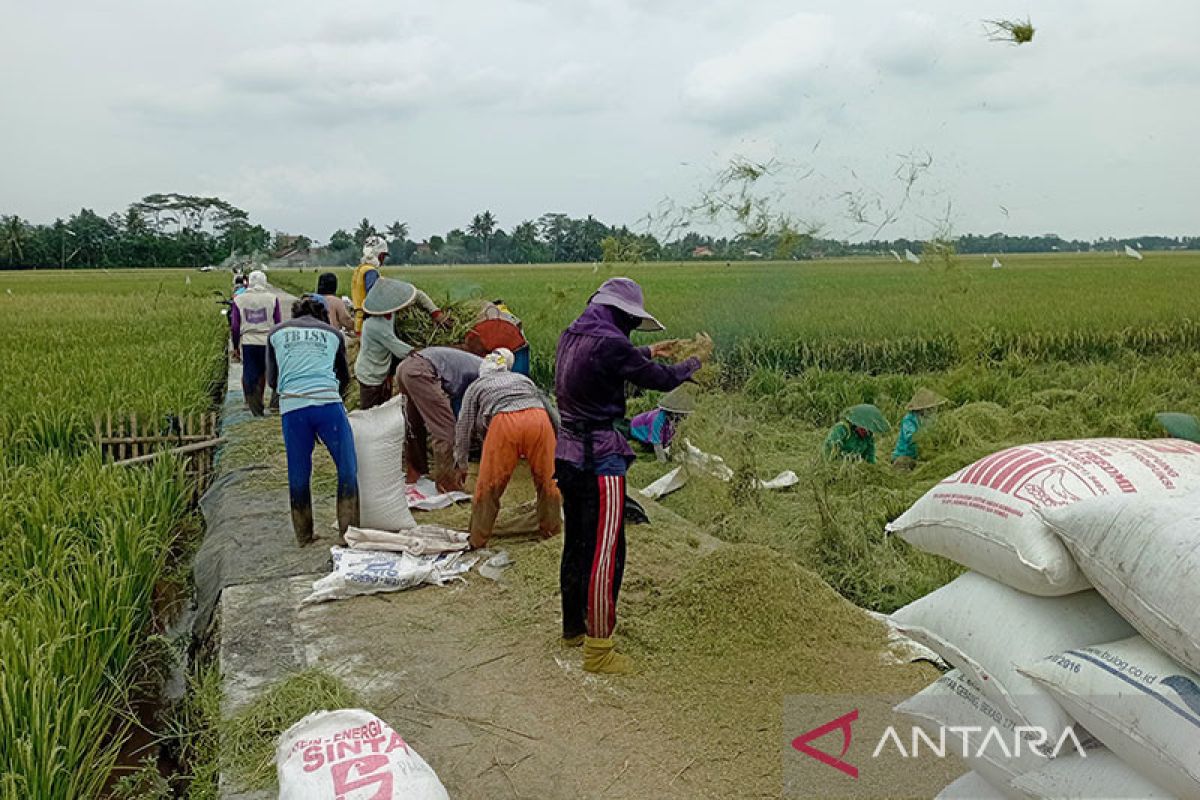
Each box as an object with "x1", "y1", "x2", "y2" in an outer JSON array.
[{"x1": 2, "y1": 1, "x2": 1196, "y2": 242}]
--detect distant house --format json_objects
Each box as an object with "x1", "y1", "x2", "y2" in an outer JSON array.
[
  {"x1": 745, "y1": 249, "x2": 763, "y2": 258},
  {"x1": 415, "y1": 241, "x2": 433, "y2": 255},
  {"x1": 692, "y1": 245, "x2": 714, "y2": 258}
]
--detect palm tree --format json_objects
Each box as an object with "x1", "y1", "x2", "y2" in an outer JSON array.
[
  {"x1": 1, "y1": 216, "x2": 27, "y2": 267},
  {"x1": 468, "y1": 210, "x2": 497, "y2": 260},
  {"x1": 386, "y1": 221, "x2": 409, "y2": 242},
  {"x1": 353, "y1": 218, "x2": 376, "y2": 250}
]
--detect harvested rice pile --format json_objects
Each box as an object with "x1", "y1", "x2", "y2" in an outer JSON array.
[{"x1": 394, "y1": 297, "x2": 488, "y2": 349}]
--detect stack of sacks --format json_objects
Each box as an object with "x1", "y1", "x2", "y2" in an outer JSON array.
[{"x1": 885, "y1": 438, "x2": 1200, "y2": 798}]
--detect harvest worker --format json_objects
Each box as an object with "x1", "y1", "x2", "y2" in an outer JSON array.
[
  {"x1": 351, "y1": 235, "x2": 390, "y2": 333},
  {"x1": 629, "y1": 385, "x2": 694, "y2": 461},
  {"x1": 823, "y1": 404, "x2": 890, "y2": 464},
  {"x1": 356, "y1": 278, "x2": 443, "y2": 410},
  {"x1": 267, "y1": 295, "x2": 358, "y2": 547},
  {"x1": 454, "y1": 349, "x2": 562, "y2": 549},
  {"x1": 230, "y1": 270, "x2": 282, "y2": 416},
  {"x1": 316, "y1": 272, "x2": 355, "y2": 334},
  {"x1": 891, "y1": 388, "x2": 948, "y2": 470},
  {"x1": 556, "y1": 277, "x2": 705, "y2": 675},
  {"x1": 397, "y1": 345, "x2": 484, "y2": 493}
]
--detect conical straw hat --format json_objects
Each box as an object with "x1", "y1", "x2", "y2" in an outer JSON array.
[
  {"x1": 363, "y1": 277, "x2": 418, "y2": 315},
  {"x1": 906, "y1": 388, "x2": 949, "y2": 411},
  {"x1": 845, "y1": 404, "x2": 890, "y2": 433},
  {"x1": 658, "y1": 385, "x2": 696, "y2": 414}
]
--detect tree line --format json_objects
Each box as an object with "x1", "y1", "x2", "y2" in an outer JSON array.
[{"x1": 4, "y1": 193, "x2": 1198, "y2": 270}]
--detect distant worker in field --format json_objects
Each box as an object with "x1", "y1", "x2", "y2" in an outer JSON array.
[
  {"x1": 356, "y1": 277, "x2": 444, "y2": 410},
  {"x1": 398, "y1": 345, "x2": 484, "y2": 493},
  {"x1": 556, "y1": 277, "x2": 707, "y2": 675},
  {"x1": 230, "y1": 270, "x2": 282, "y2": 416},
  {"x1": 316, "y1": 272, "x2": 354, "y2": 334},
  {"x1": 454, "y1": 349, "x2": 562, "y2": 550},
  {"x1": 351, "y1": 235, "x2": 390, "y2": 334},
  {"x1": 629, "y1": 385, "x2": 695, "y2": 461},
  {"x1": 823, "y1": 404, "x2": 890, "y2": 464},
  {"x1": 891, "y1": 389, "x2": 949, "y2": 470},
  {"x1": 267, "y1": 295, "x2": 358, "y2": 547}
]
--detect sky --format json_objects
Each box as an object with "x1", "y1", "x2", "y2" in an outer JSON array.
[{"x1": 2, "y1": 1, "x2": 1197, "y2": 242}]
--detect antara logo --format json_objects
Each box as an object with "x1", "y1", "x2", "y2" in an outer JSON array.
[{"x1": 791, "y1": 710, "x2": 859, "y2": 779}]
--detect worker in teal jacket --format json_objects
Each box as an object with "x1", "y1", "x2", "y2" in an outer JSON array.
[
  {"x1": 891, "y1": 388, "x2": 949, "y2": 470},
  {"x1": 823, "y1": 404, "x2": 889, "y2": 464}
]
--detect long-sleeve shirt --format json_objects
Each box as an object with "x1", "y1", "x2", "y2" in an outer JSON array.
[
  {"x1": 891, "y1": 411, "x2": 922, "y2": 460},
  {"x1": 454, "y1": 371, "x2": 560, "y2": 468},
  {"x1": 322, "y1": 294, "x2": 354, "y2": 334},
  {"x1": 555, "y1": 303, "x2": 699, "y2": 469},
  {"x1": 266, "y1": 317, "x2": 350, "y2": 415},
  {"x1": 356, "y1": 315, "x2": 416, "y2": 386},
  {"x1": 823, "y1": 421, "x2": 876, "y2": 464},
  {"x1": 415, "y1": 347, "x2": 484, "y2": 409},
  {"x1": 231, "y1": 287, "x2": 282, "y2": 348}
]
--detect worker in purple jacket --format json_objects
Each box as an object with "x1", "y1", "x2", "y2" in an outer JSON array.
[{"x1": 555, "y1": 277, "x2": 705, "y2": 675}]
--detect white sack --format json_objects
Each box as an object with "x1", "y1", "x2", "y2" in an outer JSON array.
[
  {"x1": 1010, "y1": 747, "x2": 1172, "y2": 800},
  {"x1": 1040, "y1": 492, "x2": 1200, "y2": 674},
  {"x1": 895, "y1": 670, "x2": 1056, "y2": 798},
  {"x1": 301, "y1": 547, "x2": 473, "y2": 605},
  {"x1": 936, "y1": 771, "x2": 1008, "y2": 800},
  {"x1": 348, "y1": 395, "x2": 417, "y2": 531},
  {"x1": 344, "y1": 524, "x2": 469, "y2": 555},
  {"x1": 1020, "y1": 636, "x2": 1200, "y2": 798},
  {"x1": 405, "y1": 477, "x2": 471, "y2": 511},
  {"x1": 887, "y1": 438, "x2": 1200, "y2": 595},
  {"x1": 890, "y1": 571, "x2": 1134, "y2": 743},
  {"x1": 277, "y1": 708, "x2": 449, "y2": 799}
]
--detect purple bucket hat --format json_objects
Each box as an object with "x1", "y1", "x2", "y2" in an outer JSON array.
[{"x1": 588, "y1": 277, "x2": 664, "y2": 332}]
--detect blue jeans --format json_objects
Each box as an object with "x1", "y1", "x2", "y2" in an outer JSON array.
[
  {"x1": 281, "y1": 402, "x2": 359, "y2": 541},
  {"x1": 241, "y1": 344, "x2": 270, "y2": 416}
]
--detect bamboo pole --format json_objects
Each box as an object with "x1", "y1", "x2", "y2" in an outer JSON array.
[{"x1": 109, "y1": 437, "x2": 227, "y2": 468}]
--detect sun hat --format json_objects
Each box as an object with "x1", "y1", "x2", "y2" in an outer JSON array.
[
  {"x1": 1156, "y1": 412, "x2": 1200, "y2": 444},
  {"x1": 362, "y1": 277, "x2": 418, "y2": 315},
  {"x1": 588, "y1": 277, "x2": 664, "y2": 332},
  {"x1": 658, "y1": 385, "x2": 696, "y2": 414},
  {"x1": 906, "y1": 388, "x2": 949, "y2": 412},
  {"x1": 845, "y1": 404, "x2": 890, "y2": 433},
  {"x1": 479, "y1": 348, "x2": 514, "y2": 376},
  {"x1": 248, "y1": 270, "x2": 267, "y2": 288},
  {"x1": 361, "y1": 234, "x2": 389, "y2": 262}
]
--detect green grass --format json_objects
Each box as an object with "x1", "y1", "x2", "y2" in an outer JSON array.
[{"x1": 0, "y1": 269, "x2": 228, "y2": 799}]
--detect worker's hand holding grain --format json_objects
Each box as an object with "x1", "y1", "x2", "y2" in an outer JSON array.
[{"x1": 649, "y1": 339, "x2": 683, "y2": 359}]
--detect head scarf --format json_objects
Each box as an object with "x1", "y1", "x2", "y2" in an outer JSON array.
[
  {"x1": 248, "y1": 270, "x2": 267, "y2": 289},
  {"x1": 479, "y1": 347, "x2": 514, "y2": 376}
]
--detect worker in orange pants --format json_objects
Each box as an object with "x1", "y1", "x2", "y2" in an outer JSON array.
[{"x1": 454, "y1": 349, "x2": 562, "y2": 549}]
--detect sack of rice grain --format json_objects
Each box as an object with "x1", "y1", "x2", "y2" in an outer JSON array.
[
  {"x1": 935, "y1": 771, "x2": 1008, "y2": 799},
  {"x1": 277, "y1": 708, "x2": 449, "y2": 799},
  {"x1": 895, "y1": 670, "x2": 1056, "y2": 796},
  {"x1": 1039, "y1": 492, "x2": 1200, "y2": 674},
  {"x1": 890, "y1": 571, "x2": 1134, "y2": 744},
  {"x1": 886, "y1": 438, "x2": 1200, "y2": 595},
  {"x1": 347, "y1": 394, "x2": 416, "y2": 531},
  {"x1": 1010, "y1": 747, "x2": 1172, "y2": 799},
  {"x1": 1019, "y1": 636, "x2": 1200, "y2": 798}
]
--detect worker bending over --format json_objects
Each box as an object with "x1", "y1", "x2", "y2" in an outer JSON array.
[
  {"x1": 454, "y1": 348, "x2": 562, "y2": 550},
  {"x1": 823, "y1": 404, "x2": 890, "y2": 464},
  {"x1": 556, "y1": 277, "x2": 705, "y2": 675},
  {"x1": 891, "y1": 388, "x2": 948, "y2": 470},
  {"x1": 267, "y1": 296, "x2": 359, "y2": 546},
  {"x1": 629, "y1": 385, "x2": 694, "y2": 461},
  {"x1": 398, "y1": 346, "x2": 483, "y2": 493}
]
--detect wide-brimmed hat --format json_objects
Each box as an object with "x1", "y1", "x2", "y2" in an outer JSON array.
[
  {"x1": 658, "y1": 385, "x2": 696, "y2": 414},
  {"x1": 588, "y1": 277, "x2": 664, "y2": 332},
  {"x1": 845, "y1": 404, "x2": 890, "y2": 433},
  {"x1": 363, "y1": 277, "x2": 418, "y2": 315},
  {"x1": 1156, "y1": 412, "x2": 1200, "y2": 444},
  {"x1": 906, "y1": 388, "x2": 949, "y2": 411}
]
